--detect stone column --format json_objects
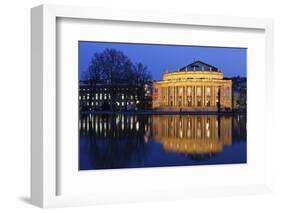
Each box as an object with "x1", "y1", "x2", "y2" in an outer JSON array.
[
  {"x1": 176, "y1": 86, "x2": 178, "y2": 107},
  {"x1": 159, "y1": 86, "x2": 162, "y2": 107},
  {"x1": 221, "y1": 86, "x2": 224, "y2": 107},
  {"x1": 202, "y1": 86, "x2": 205, "y2": 107},
  {"x1": 212, "y1": 86, "x2": 215, "y2": 107},
  {"x1": 174, "y1": 86, "x2": 176, "y2": 107},
  {"x1": 167, "y1": 87, "x2": 169, "y2": 106},
  {"x1": 162, "y1": 87, "x2": 164, "y2": 106},
  {"x1": 170, "y1": 87, "x2": 172, "y2": 107},
  {"x1": 163, "y1": 87, "x2": 165, "y2": 106},
  {"x1": 192, "y1": 86, "x2": 194, "y2": 107},
  {"x1": 174, "y1": 86, "x2": 177, "y2": 107},
  {"x1": 194, "y1": 85, "x2": 196, "y2": 107},
  {"x1": 185, "y1": 86, "x2": 187, "y2": 106},
  {"x1": 190, "y1": 86, "x2": 191, "y2": 106},
  {"x1": 169, "y1": 87, "x2": 171, "y2": 106},
  {"x1": 171, "y1": 87, "x2": 173, "y2": 107},
  {"x1": 166, "y1": 87, "x2": 168, "y2": 106},
  {"x1": 183, "y1": 86, "x2": 186, "y2": 106},
  {"x1": 186, "y1": 86, "x2": 188, "y2": 106},
  {"x1": 210, "y1": 86, "x2": 212, "y2": 106}
]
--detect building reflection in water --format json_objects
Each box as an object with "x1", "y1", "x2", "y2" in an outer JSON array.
[
  {"x1": 80, "y1": 114, "x2": 151, "y2": 142},
  {"x1": 79, "y1": 114, "x2": 152, "y2": 169},
  {"x1": 79, "y1": 113, "x2": 245, "y2": 170},
  {"x1": 152, "y1": 115, "x2": 232, "y2": 155}
]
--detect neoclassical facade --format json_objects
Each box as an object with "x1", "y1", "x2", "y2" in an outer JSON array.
[{"x1": 152, "y1": 61, "x2": 232, "y2": 111}]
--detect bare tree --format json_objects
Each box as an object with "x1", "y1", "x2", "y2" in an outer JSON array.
[
  {"x1": 133, "y1": 62, "x2": 152, "y2": 84},
  {"x1": 86, "y1": 48, "x2": 152, "y2": 110},
  {"x1": 87, "y1": 48, "x2": 151, "y2": 84}
]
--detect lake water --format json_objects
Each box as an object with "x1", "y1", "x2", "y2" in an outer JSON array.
[{"x1": 79, "y1": 114, "x2": 246, "y2": 170}]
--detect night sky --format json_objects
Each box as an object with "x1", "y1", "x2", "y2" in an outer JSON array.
[{"x1": 79, "y1": 41, "x2": 247, "y2": 81}]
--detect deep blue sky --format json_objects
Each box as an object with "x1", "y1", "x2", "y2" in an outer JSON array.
[{"x1": 79, "y1": 41, "x2": 247, "y2": 80}]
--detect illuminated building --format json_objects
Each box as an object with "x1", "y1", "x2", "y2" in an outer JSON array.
[{"x1": 152, "y1": 61, "x2": 232, "y2": 111}]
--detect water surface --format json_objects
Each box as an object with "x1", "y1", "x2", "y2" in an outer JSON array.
[{"x1": 79, "y1": 114, "x2": 246, "y2": 170}]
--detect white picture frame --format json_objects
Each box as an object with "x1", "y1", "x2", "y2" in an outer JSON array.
[{"x1": 31, "y1": 4, "x2": 274, "y2": 208}]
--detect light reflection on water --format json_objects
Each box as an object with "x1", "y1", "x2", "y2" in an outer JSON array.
[{"x1": 79, "y1": 114, "x2": 246, "y2": 170}]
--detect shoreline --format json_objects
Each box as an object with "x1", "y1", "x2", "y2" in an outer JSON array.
[{"x1": 80, "y1": 110, "x2": 246, "y2": 116}]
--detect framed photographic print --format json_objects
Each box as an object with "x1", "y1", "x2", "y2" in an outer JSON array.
[
  {"x1": 78, "y1": 42, "x2": 246, "y2": 170},
  {"x1": 31, "y1": 4, "x2": 274, "y2": 208}
]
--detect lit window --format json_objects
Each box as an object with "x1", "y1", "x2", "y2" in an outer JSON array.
[
  {"x1": 179, "y1": 87, "x2": 183, "y2": 95},
  {"x1": 206, "y1": 87, "x2": 211, "y2": 96},
  {"x1": 216, "y1": 87, "x2": 220, "y2": 96}
]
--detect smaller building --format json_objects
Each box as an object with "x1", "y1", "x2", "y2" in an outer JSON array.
[
  {"x1": 79, "y1": 80, "x2": 152, "y2": 112},
  {"x1": 231, "y1": 77, "x2": 247, "y2": 111}
]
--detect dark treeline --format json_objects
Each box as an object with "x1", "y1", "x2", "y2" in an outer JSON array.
[{"x1": 85, "y1": 48, "x2": 152, "y2": 85}]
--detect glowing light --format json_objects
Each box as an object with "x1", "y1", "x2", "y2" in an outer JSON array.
[{"x1": 179, "y1": 129, "x2": 183, "y2": 138}]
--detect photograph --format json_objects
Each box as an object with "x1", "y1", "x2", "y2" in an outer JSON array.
[{"x1": 78, "y1": 41, "x2": 247, "y2": 170}]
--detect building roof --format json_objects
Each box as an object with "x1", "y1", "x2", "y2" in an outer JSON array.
[{"x1": 179, "y1": 60, "x2": 219, "y2": 72}]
